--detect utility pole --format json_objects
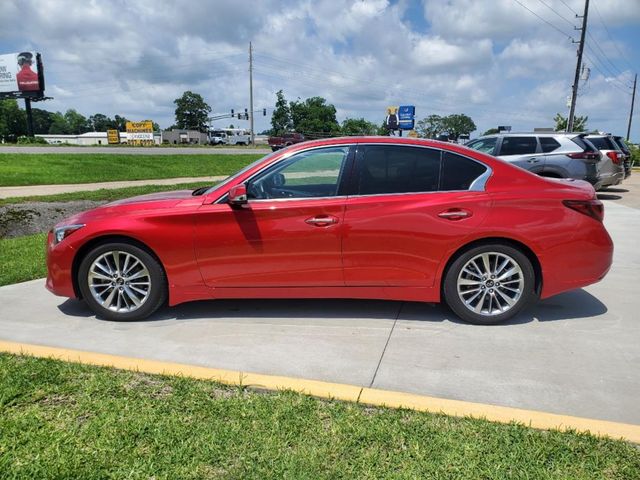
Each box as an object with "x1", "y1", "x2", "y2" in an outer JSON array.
[
  {"x1": 568, "y1": 0, "x2": 589, "y2": 132},
  {"x1": 627, "y1": 73, "x2": 637, "y2": 141},
  {"x1": 249, "y1": 42, "x2": 254, "y2": 146}
]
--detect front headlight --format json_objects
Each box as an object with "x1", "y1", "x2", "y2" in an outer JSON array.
[{"x1": 53, "y1": 224, "x2": 85, "y2": 244}]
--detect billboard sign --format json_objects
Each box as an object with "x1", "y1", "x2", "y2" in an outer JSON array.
[
  {"x1": 0, "y1": 52, "x2": 43, "y2": 95},
  {"x1": 398, "y1": 105, "x2": 415, "y2": 130},
  {"x1": 107, "y1": 130, "x2": 120, "y2": 144},
  {"x1": 126, "y1": 121, "x2": 154, "y2": 145}
]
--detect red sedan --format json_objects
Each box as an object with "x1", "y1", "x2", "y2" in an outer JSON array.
[{"x1": 46, "y1": 137, "x2": 613, "y2": 325}]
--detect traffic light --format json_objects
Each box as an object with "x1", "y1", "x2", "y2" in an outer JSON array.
[
  {"x1": 231, "y1": 109, "x2": 234, "y2": 118},
  {"x1": 263, "y1": 108, "x2": 266, "y2": 116}
]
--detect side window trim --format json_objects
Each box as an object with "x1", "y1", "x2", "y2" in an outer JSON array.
[
  {"x1": 217, "y1": 144, "x2": 355, "y2": 203},
  {"x1": 348, "y1": 143, "x2": 491, "y2": 197}
]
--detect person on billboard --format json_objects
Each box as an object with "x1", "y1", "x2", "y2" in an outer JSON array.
[{"x1": 16, "y1": 52, "x2": 39, "y2": 91}]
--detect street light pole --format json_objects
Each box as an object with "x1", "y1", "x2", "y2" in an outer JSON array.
[{"x1": 249, "y1": 42, "x2": 255, "y2": 146}]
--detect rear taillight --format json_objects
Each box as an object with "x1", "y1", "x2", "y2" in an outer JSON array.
[
  {"x1": 606, "y1": 151, "x2": 620, "y2": 164},
  {"x1": 567, "y1": 151, "x2": 600, "y2": 161},
  {"x1": 563, "y1": 199, "x2": 604, "y2": 222}
]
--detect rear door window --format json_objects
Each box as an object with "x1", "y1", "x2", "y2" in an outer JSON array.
[
  {"x1": 539, "y1": 137, "x2": 561, "y2": 153},
  {"x1": 498, "y1": 137, "x2": 538, "y2": 156},
  {"x1": 440, "y1": 152, "x2": 488, "y2": 191},
  {"x1": 355, "y1": 145, "x2": 441, "y2": 195}
]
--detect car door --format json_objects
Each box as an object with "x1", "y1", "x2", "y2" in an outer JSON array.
[
  {"x1": 342, "y1": 144, "x2": 492, "y2": 287},
  {"x1": 194, "y1": 145, "x2": 352, "y2": 287},
  {"x1": 497, "y1": 136, "x2": 545, "y2": 173}
]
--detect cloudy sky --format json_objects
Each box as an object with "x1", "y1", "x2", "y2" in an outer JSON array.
[{"x1": 1, "y1": 0, "x2": 639, "y2": 139}]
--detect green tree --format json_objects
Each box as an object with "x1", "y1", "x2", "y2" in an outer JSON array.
[
  {"x1": 289, "y1": 96, "x2": 340, "y2": 138},
  {"x1": 64, "y1": 109, "x2": 90, "y2": 134},
  {"x1": 174, "y1": 91, "x2": 211, "y2": 132},
  {"x1": 554, "y1": 113, "x2": 588, "y2": 132},
  {"x1": 482, "y1": 127, "x2": 500, "y2": 136},
  {"x1": 416, "y1": 114, "x2": 443, "y2": 139},
  {"x1": 48, "y1": 112, "x2": 70, "y2": 134},
  {"x1": 0, "y1": 99, "x2": 27, "y2": 141},
  {"x1": 31, "y1": 108, "x2": 54, "y2": 134},
  {"x1": 341, "y1": 117, "x2": 379, "y2": 136},
  {"x1": 376, "y1": 121, "x2": 390, "y2": 136},
  {"x1": 114, "y1": 115, "x2": 128, "y2": 131},
  {"x1": 89, "y1": 113, "x2": 115, "y2": 132},
  {"x1": 270, "y1": 89, "x2": 292, "y2": 135},
  {"x1": 440, "y1": 114, "x2": 476, "y2": 141}
]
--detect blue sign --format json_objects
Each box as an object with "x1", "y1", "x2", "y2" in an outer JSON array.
[{"x1": 398, "y1": 105, "x2": 415, "y2": 130}]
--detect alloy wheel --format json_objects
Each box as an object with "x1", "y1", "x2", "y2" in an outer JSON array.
[
  {"x1": 87, "y1": 250, "x2": 151, "y2": 313},
  {"x1": 456, "y1": 252, "x2": 524, "y2": 317}
]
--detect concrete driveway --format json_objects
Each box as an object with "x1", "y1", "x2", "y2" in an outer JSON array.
[{"x1": 1, "y1": 200, "x2": 638, "y2": 425}]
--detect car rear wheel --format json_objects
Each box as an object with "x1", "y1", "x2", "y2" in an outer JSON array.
[
  {"x1": 78, "y1": 242, "x2": 167, "y2": 321},
  {"x1": 443, "y1": 244, "x2": 536, "y2": 325}
]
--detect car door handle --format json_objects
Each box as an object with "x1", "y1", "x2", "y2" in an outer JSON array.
[
  {"x1": 438, "y1": 209, "x2": 472, "y2": 221},
  {"x1": 527, "y1": 158, "x2": 541, "y2": 163},
  {"x1": 305, "y1": 215, "x2": 339, "y2": 227}
]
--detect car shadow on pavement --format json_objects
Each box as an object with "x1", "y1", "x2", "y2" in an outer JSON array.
[
  {"x1": 597, "y1": 193, "x2": 623, "y2": 201},
  {"x1": 57, "y1": 288, "x2": 606, "y2": 326},
  {"x1": 599, "y1": 187, "x2": 629, "y2": 193}
]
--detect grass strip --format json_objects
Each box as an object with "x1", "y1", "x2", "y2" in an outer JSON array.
[
  {"x1": 0, "y1": 353, "x2": 638, "y2": 479},
  {"x1": 0, "y1": 153, "x2": 261, "y2": 186},
  {"x1": 0, "y1": 181, "x2": 213, "y2": 206},
  {"x1": 0, "y1": 233, "x2": 47, "y2": 286}
]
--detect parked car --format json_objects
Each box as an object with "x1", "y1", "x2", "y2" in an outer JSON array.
[
  {"x1": 612, "y1": 135, "x2": 632, "y2": 178},
  {"x1": 466, "y1": 132, "x2": 604, "y2": 189},
  {"x1": 46, "y1": 137, "x2": 613, "y2": 325},
  {"x1": 585, "y1": 134, "x2": 625, "y2": 188},
  {"x1": 268, "y1": 132, "x2": 305, "y2": 151}
]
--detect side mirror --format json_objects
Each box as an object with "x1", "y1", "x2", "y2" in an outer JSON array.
[{"x1": 228, "y1": 184, "x2": 248, "y2": 206}]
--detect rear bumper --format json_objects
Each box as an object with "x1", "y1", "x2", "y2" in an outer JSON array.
[{"x1": 539, "y1": 218, "x2": 613, "y2": 299}]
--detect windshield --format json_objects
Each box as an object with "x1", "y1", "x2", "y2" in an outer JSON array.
[
  {"x1": 196, "y1": 151, "x2": 281, "y2": 196},
  {"x1": 466, "y1": 137, "x2": 497, "y2": 154}
]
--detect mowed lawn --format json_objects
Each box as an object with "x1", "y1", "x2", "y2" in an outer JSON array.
[
  {"x1": 1, "y1": 353, "x2": 639, "y2": 479},
  {"x1": 0, "y1": 233, "x2": 47, "y2": 286},
  {"x1": 0, "y1": 153, "x2": 262, "y2": 186}
]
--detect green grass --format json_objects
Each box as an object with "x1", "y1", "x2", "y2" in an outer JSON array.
[
  {"x1": 0, "y1": 153, "x2": 262, "y2": 186},
  {"x1": 0, "y1": 233, "x2": 47, "y2": 286},
  {"x1": 0, "y1": 181, "x2": 213, "y2": 206},
  {"x1": 0, "y1": 353, "x2": 638, "y2": 479}
]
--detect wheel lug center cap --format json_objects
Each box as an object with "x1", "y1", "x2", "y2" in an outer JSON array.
[{"x1": 486, "y1": 280, "x2": 494, "y2": 287}]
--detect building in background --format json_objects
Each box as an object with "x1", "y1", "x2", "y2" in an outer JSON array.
[{"x1": 162, "y1": 129, "x2": 208, "y2": 145}]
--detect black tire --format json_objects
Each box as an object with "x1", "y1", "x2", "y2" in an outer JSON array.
[
  {"x1": 443, "y1": 244, "x2": 536, "y2": 325},
  {"x1": 78, "y1": 242, "x2": 167, "y2": 321}
]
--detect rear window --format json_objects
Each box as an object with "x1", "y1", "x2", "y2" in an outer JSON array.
[
  {"x1": 571, "y1": 136, "x2": 595, "y2": 152},
  {"x1": 540, "y1": 137, "x2": 561, "y2": 153},
  {"x1": 587, "y1": 136, "x2": 616, "y2": 150},
  {"x1": 499, "y1": 136, "x2": 538, "y2": 156},
  {"x1": 612, "y1": 137, "x2": 630, "y2": 154},
  {"x1": 440, "y1": 152, "x2": 488, "y2": 191}
]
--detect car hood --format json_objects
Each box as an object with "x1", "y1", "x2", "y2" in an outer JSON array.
[
  {"x1": 54, "y1": 189, "x2": 198, "y2": 227},
  {"x1": 105, "y1": 189, "x2": 195, "y2": 206}
]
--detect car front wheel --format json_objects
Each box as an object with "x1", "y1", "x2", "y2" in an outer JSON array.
[
  {"x1": 78, "y1": 242, "x2": 167, "y2": 321},
  {"x1": 443, "y1": 244, "x2": 536, "y2": 325}
]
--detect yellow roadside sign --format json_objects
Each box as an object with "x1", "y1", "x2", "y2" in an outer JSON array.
[
  {"x1": 107, "y1": 129, "x2": 119, "y2": 144},
  {"x1": 126, "y1": 121, "x2": 154, "y2": 146}
]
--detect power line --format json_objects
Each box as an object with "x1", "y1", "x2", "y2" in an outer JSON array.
[
  {"x1": 558, "y1": 0, "x2": 579, "y2": 16},
  {"x1": 510, "y1": 0, "x2": 573, "y2": 40},
  {"x1": 534, "y1": 0, "x2": 575, "y2": 27},
  {"x1": 592, "y1": 0, "x2": 637, "y2": 72}
]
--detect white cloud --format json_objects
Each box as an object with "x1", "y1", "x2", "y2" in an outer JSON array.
[{"x1": 0, "y1": 0, "x2": 637, "y2": 138}]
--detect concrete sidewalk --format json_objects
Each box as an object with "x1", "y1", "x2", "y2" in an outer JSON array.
[
  {"x1": 1, "y1": 200, "x2": 639, "y2": 425},
  {"x1": 0, "y1": 176, "x2": 226, "y2": 199}
]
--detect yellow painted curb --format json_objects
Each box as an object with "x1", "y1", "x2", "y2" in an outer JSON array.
[{"x1": 1, "y1": 339, "x2": 639, "y2": 444}]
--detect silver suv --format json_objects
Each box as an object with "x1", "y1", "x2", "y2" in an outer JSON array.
[
  {"x1": 466, "y1": 133, "x2": 603, "y2": 189},
  {"x1": 586, "y1": 134, "x2": 626, "y2": 187}
]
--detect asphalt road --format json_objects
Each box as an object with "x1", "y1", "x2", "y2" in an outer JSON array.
[
  {"x1": 0, "y1": 146, "x2": 271, "y2": 155},
  {"x1": 0, "y1": 200, "x2": 638, "y2": 425}
]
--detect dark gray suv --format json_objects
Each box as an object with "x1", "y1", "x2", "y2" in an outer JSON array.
[{"x1": 466, "y1": 133, "x2": 603, "y2": 189}]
